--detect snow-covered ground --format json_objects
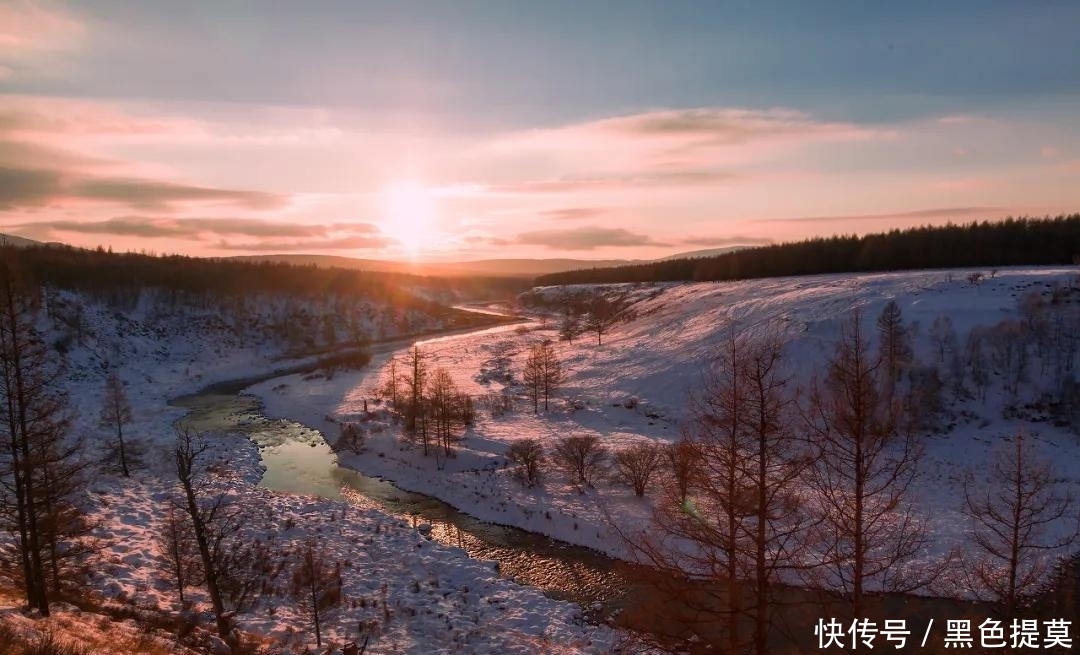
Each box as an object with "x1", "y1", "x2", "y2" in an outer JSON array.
[
  {"x1": 1, "y1": 289, "x2": 633, "y2": 653},
  {"x1": 7, "y1": 267, "x2": 1080, "y2": 652},
  {"x1": 80, "y1": 433, "x2": 626, "y2": 654},
  {"x1": 250, "y1": 268, "x2": 1080, "y2": 597}
]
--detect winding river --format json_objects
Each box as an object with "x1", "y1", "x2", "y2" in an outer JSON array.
[
  {"x1": 170, "y1": 309, "x2": 1080, "y2": 651},
  {"x1": 171, "y1": 311, "x2": 636, "y2": 619}
]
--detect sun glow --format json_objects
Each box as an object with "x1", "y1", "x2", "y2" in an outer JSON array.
[{"x1": 379, "y1": 181, "x2": 437, "y2": 257}]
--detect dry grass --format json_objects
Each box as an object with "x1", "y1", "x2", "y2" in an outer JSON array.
[{"x1": 0, "y1": 581, "x2": 199, "y2": 655}]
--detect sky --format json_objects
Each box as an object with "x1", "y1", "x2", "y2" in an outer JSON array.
[{"x1": 1, "y1": 0, "x2": 1079, "y2": 262}]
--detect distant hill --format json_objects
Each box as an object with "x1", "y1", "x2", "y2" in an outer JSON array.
[
  {"x1": 229, "y1": 249, "x2": 769, "y2": 277},
  {"x1": 227, "y1": 254, "x2": 645, "y2": 278},
  {"x1": 0, "y1": 233, "x2": 45, "y2": 248},
  {"x1": 656, "y1": 246, "x2": 753, "y2": 261}
]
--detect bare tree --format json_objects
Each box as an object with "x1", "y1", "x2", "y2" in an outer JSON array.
[
  {"x1": 614, "y1": 442, "x2": 662, "y2": 497},
  {"x1": 379, "y1": 357, "x2": 401, "y2": 410},
  {"x1": 346, "y1": 308, "x2": 370, "y2": 351},
  {"x1": 427, "y1": 367, "x2": 469, "y2": 459},
  {"x1": 0, "y1": 254, "x2": 92, "y2": 615},
  {"x1": 967, "y1": 327, "x2": 992, "y2": 402},
  {"x1": 99, "y1": 371, "x2": 135, "y2": 477},
  {"x1": 905, "y1": 365, "x2": 944, "y2": 432},
  {"x1": 1017, "y1": 291, "x2": 1049, "y2": 365},
  {"x1": 877, "y1": 300, "x2": 912, "y2": 397},
  {"x1": 737, "y1": 327, "x2": 814, "y2": 653},
  {"x1": 988, "y1": 320, "x2": 1029, "y2": 403},
  {"x1": 289, "y1": 538, "x2": 342, "y2": 648},
  {"x1": 401, "y1": 347, "x2": 430, "y2": 454},
  {"x1": 663, "y1": 438, "x2": 699, "y2": 506},
  {"x1": 333, "y1": 423, "x2": 365, "y2": 454},
  {"x1": 929, "y1": 315, "x2": 957, "y2": 364},
  {"x1": 805, "y1": 310, "x2": 932, "y2": 618},
  {"x1": 551, "y1": 435, "x2": 607, "y2": 487},
  {"x1": 505, "y1": 439, "x2": 545, "y2": 487},
  {"x1": 963, "y1": 432, "x2": 1079, "y2": 622},
  {"x1": 34, "y1": 427, "x2": 95, "y2": 599},
  {"x1": 523, "y1": 341, "x2": 564, "y2": 412},
  {"x1": 522, "y1": 347, "x2": 543, "y2": 414},
  {"x1": 220, "y1": 536, "x2": 284, "y2": 616},
  {"x1": 538, "y1": 343, "x2": 564, "y2": 412},
  {"x1": 621, "y1": 326, "x2": 811, "y2": 654},
  {"x1": 321, "y1": 313, "x2": 337, "y2": 347},
  {"x1": 670, "y1": 324, "x2": 751, "y2": 654},
  {"x1": 584, "y1": 293, "x2": 631, "y2": 346},
  {"x1": 174, "y1": 428, "x2": 242, "y2": 638},
  {"x1": 158, "y1": 502, "x2": 202, "y2": 606},
  {"x1": 558, "y1": 309, "x2": 580, "y2": 344}
]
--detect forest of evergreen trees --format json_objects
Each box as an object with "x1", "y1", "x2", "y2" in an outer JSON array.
[
  {"x1": 2, "y1": 245, "x2": 527, "y2": 305},
  {"x1": 534, "y1": 215, "x2": 1080, "y2": 286}
]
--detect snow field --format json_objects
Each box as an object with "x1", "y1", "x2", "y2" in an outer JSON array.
[{"x1": 252, "y1": 268, "x2": 1080, "y2": 597}]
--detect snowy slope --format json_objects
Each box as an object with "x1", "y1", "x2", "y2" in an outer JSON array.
[
  {"x1": 1, "y1": 288, "x2": 636, "y2": 654},
  {"x1": 250, "y1": 267, "x2": 1080, "y2": 599}
]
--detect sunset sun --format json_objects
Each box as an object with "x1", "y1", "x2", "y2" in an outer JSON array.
[{"x1": 380, "y1": 181, "x2": 436, "y2": 257}]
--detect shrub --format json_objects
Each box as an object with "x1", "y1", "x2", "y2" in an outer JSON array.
[
  {"x1": 334, "y1": 423, "x2": 365, "y2": 453},
  {"x1": 505, "y1": 439, "x2": 545, "y2": 487},
  {"x1": 551, "y1": 435, "x2": 608, "y2": 487},
  {"x1": 614, "y1": 442, "x2": 662, "y2": 496}
]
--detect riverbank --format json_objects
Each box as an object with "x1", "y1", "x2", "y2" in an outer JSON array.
[
  {"x1": 5, "y1": 291, "x2": 642, "y2": 653},
  {"x1": 246, "y1": 319, "x2": 654, "y2": 563},
  {"x1": 174, "y1": 389, "x2": 633, "y2": 611},
  {"x1": 247, "y1": 269, "x2": 1080, "y2": 605}
]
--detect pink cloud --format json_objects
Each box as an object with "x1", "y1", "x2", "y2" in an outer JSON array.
[
  {"x1": 539, "y1": 207, "x2": 608, "y2": 221},
  {"x1": 489, "y1": 170, "x2": 739, "y2": 195},
  {"x1": 927, "y1": 177, "x2": 990, "y2": 192},
  {"x1": 516, "y1": 225, "x2": 670, "y2": 250},
  {"x1": 3, "y1": 216, "x2": 392, "y2": 255},
  {"x1": 756, "y1": 206, "x2": 1004, "y2": 226},
  {"x1": 937, "y1": 115, "x2": 988, "y2": 125},
  {"x1": 0, "y1": 167, "x2": 286, "y2": 212},
  {"x1": 0, "y1": 1, "x2": 83, "y2": 55},
  {"x1": 0, "y1": 95, "x2": 198, "y2": 137},
  {"x1": 1056, "y1": 160, "x2": 1080, "y2": 174},
  {"x1": 588, "y1": 107, "x2": 886, "y2": 145},
  {"x1": 217, "y1": 234, "x2": 393, "y2": 252},
  {"x1": 481, "y1": 107, "x2": 891, "y2": 193}
]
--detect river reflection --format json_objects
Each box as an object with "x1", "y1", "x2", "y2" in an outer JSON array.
[{"x1": 171, "y1": 390, "x2": 630, "y2": 610}]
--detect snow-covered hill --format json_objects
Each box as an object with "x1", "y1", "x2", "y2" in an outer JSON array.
[
  {"x1": 253, "y1": 267, "x2": 1080, "y2": 600},
  {"x1": 9, "y1": 267, "x2": 1079, "y2": 651}
]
